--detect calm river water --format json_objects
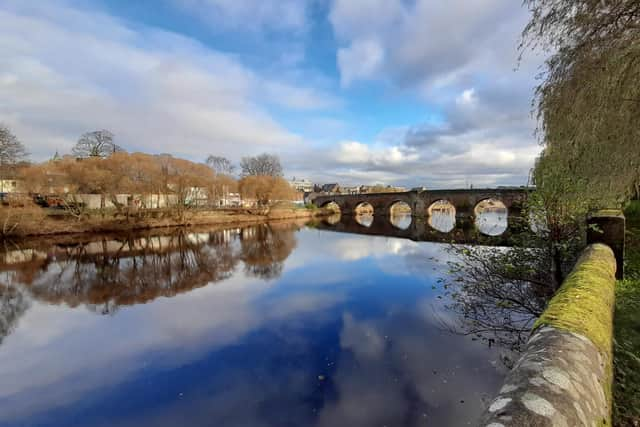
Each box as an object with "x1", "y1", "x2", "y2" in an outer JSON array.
[{"x1": 0, "y1": 211, "x2": 521, "y2": 427}]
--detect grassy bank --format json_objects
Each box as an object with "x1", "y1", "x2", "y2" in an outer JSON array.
[
  {"x1": 0, "y1": 205, "x2": 332, "y2": 237},
  {"x1": 613, "y1": 200, "x2": 640, "y2": 426}
]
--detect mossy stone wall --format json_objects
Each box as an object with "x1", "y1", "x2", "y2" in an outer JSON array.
[{"x1": 480, "y1": 244, "x2": 617, "y2": 426}]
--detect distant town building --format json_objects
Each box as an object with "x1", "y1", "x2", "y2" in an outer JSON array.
[
  {"x1": 358, "y1": 184, "x2": 407, "y2": 194},
  {"x1": 289, "y1": 177, "x2": 314, "y2": 193},
  {"x1": 318, "y1": 183, "x2": 340, "y2": 194},
  {"x1": 0, "y1": 179, "x2": 23, "y2": 193},
  {"x1": 339, "y1": 186, "x2": 360, "y2": 195}
]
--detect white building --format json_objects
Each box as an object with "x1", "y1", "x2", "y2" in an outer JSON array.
[{"x1": 289, "y1": 178, "x2": 314, "y2": 193}]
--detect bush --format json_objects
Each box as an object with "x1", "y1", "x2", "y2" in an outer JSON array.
[{"x1": 0, "y1": 206, "x2": 47, "y2": 236}]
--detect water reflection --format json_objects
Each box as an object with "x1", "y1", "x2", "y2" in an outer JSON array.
[
  {"x1": 0, "y1": 222, "x2": 525, "y2": 427},
  {"x1": 0, "y1": 223, "x2": 299, "y2": 313},
  {"x1": 475, "y1": 211, "x2": 508, "y2": 236},
  {"x1": 428, "y1": 210, "x2": 456, "y2": 232},
  {"x1": 474, "y1": 199, "x2": 508, "y2": 236},
  {"x1": 0, "y1": 284, "x2": 30, "y2": 346},
  {"x1": 390, "y1": 212, "x2": 412, "y2": 230},
  {"x1": 324, "y1": 212, "x2": 341, "y2": 225},
  {"x1": 240, "y1": 224, "x2": 297, "y2": 279},
  {"x1": 354, "y1": 213, "x2": 374, "y2": 227},
  {"x1": 316, "y1": 212, "x2": 518, "y2": 246}
]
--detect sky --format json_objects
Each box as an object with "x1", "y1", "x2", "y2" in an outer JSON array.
[{"x1": 0, "y1": 0, "x2": 544, "y2": 189}]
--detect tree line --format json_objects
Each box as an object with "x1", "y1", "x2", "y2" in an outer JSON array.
[{"x1": 0, "y1": 126, "x2": 298, "y2": 209}]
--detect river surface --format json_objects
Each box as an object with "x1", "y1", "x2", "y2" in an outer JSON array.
[{"x1": 0, "y1": 212, "x2": 521, "y2": 427}]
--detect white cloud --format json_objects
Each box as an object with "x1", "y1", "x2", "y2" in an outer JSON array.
[
  {"x1": 262, "y1": 81, "x2": 342, "y2": 111},
  {"x1": 0, "y1": 2, "x2": 338, "y2": 161},
  {"x1": 329, "y1": 0, "x2": 527, "y2": 91},
  {"x1": 171, "y1": 0, "x2": 310, "y2": 33},
  {"x1": 337, "y1": 39, "x2": 385, "y2": 87},
  {"x1": 313, "y1": 0, "x2": 543, "y2": 188},
  {"x1": 336, "y1": 141, "x2": 371, "y2": 163},
  {"x1": 456, "y1": 88, "x2": 478, "y2": 107},
  {"x1": 335, "y1": 141, "x2": 419, "y2": 166},
  {"x1": 329, "y1": 0, "x2": 405, "y2": 41}
]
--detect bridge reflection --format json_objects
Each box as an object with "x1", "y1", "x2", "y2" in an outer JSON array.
[{"x1": 314, "y1": 211, "x2": 521, "y2": 245}]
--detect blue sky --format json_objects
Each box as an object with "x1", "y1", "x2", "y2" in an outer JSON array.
[{"x1": 0, "y1": 0, "x2": 543, "y2": 188}]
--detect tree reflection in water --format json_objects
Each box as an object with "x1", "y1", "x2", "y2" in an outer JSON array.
[
  {"x1": 0, "y1": 223, "x2": 299, "y2": 317},
  {"x1": 0, "y1": 284, "x2": 30, "y2": 346},
  {"x1": 240, "y1": 223, "x2": 297, "y2": 280},
  {"x1": 439, "y1": 244, "x2": 555, "y2": 357}
]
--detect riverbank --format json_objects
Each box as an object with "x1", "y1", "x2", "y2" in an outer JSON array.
[
  {"x1": 0, "y1": 206, "x2": 333, "y2": 238},
  {"x1": 613, "y1": 200, "x2": 640, "y2": 426}
]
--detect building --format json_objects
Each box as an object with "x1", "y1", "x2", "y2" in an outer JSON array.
[
  {"x1": 217, "y1": 192, "x2": 241, "y2": 207},
  {"x1": 318, "y1": 183, "x2": 340, "y2": 194},
  {"x1": 289, "y1": 178, "x2": 314, "y2": 193},
  {"x1": 339, "y1": 186, "x2": 360, "y2": 195},
  {"x1": 0, "y1": 179, "x2": 24, "y2": 193}
]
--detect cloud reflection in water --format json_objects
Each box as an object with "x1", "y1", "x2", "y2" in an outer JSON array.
[{"x1": 0, "y1": 223, "x2": 515, "y2": 427}]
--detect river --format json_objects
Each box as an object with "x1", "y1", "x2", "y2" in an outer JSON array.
[{"x1": 0, "y1": 210, "x2": 530, "y2": 427}]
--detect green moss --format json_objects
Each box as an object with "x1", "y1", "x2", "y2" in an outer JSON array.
[
  {"x1": 534, "y1": 243, "x2": 616, "y2": 355},
  {"x1": 533, "y1": 243, "x2": 617, "y2": 424}
]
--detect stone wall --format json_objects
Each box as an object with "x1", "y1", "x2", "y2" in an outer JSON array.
[{"x1": 480, "y1": 244, "x2": 617, "y2": 426}]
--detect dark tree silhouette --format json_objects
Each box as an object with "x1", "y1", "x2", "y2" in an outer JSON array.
[
  {"x1": 72, "y1": 130, "x2": 123, "y2": 158},
  {"x1": 240, "y1": 153, "x2": 283, "y2": 177},
  {"x1": 206, "y1": 155, "x2": 235, "y2": 175},
  {"x1": 0, "y1": 124, "x2": 28, "y2": 178}
]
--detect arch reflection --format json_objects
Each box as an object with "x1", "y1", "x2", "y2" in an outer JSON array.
[
  {"x1": 427, "y1": 200, "x2": 456, "y2": 233},
  {"x1": 324, "y1": 212, "x2": 342, "y2": 225},
  {"x1": 390, "y1": 213, "x2": 412, "y2": 230},
  {"x1": 474, "y1": 199, "x2": 508, "y2": 236},
  {"x1": 355, "y1": 213, "x2": 374, "y2": 227},
  {"x1": 389, "y1": 202, "x2": 412, "y2": 230}
]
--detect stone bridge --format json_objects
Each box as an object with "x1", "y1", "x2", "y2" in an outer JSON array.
[{"x1": 310, "y1": 188, "x2": 529, "y2": 217}]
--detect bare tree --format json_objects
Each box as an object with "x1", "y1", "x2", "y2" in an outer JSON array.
[
  {"x1": 72, "y1": 130, "x2": 123, "y2": 158},
  {"x1": 240, "y1": 153, "x2": 283, "y2": 177},
  {"x1": 0, "y1": 124, "x2": 28, "y2": 179},
  {"x1": 206, "y1": 155, "x2": 235, "y2": 175}
]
